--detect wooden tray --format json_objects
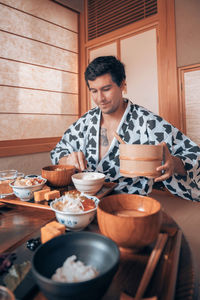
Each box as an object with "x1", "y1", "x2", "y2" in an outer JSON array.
[
  {"x1": 89, "y1": 215, "x2": 184, "y2": 300},
  {"x1": 0, "y1": 213, "x2": 195, "y2": 300},
  {"x1": 0, "y1": 182, "x2": 117, "y2": 210}
]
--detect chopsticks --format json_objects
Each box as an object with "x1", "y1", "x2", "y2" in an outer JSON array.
[
  {"x1": 114, "y1": 132, "x2": 126, "y2": 144},
  {"x1": 120, "y1": 233, "x2": 168, "y2": 300},
  {"x1": 135, "y1": 233, "x2": 168, "y2": 299}
]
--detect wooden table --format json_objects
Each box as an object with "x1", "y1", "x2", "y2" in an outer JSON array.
[
  {"x1": 0, "y1": 192, "x2": 198, "y2": 300},
  {"x1": 0, "y1": 204, "x2": 55, "y2": 253}
]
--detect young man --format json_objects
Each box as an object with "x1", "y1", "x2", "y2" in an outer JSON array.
[{"x1": 51, "y1": 56, "x2": 200, "y2": 201}]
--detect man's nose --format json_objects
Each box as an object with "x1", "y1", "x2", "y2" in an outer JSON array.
[{"x1": 97, "y1": 90, "x2": 104, "y2": 101}]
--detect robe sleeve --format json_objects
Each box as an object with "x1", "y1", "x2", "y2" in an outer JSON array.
[
  {"x1": 147, "y1": 116, "x2": 200, "y2": 201},
  {"x1": 50, "y1": 113, "x2": 89, "y2": 165}
]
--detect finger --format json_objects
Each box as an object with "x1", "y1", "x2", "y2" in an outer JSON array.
[
  {"x1": 84, "y1": 157, "x2": 88, "y2": 169},
  {"x1": 77, "y1": 152, "x2": 86, "y2": 171},
  {"x1": 66, "y1": 152, "x2": 80, "y2": 170},
  {"x1": 154, "y1": 172, "x2": 171, "y2": 182},
  {"x1": 156, "y1": 165, "x2": 165, "y2": 172}
]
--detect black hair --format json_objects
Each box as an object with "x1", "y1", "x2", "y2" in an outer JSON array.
[{"x1": 84, "y1": 56, "x2": 126, "y2": 87}]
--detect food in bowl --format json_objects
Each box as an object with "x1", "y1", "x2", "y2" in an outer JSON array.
[
  {"x1": 53, "y1": 190, "x2": 96, "y2": 213},
  {"x1": 0, "y1": 182, "x2": 13, "y2": 195},
  {"x1": 97, "y1": 194, "x2": 162, "y2": 252},
  {"x1": 0, "y1": 170, "x2": 18, "y2": 197},
  {"x1": 13, "y1": 177, "x2": 45, "y2": 187},
  {"x1": 0, "y1": 172, "x2": 24, "y2": 196},
  {"x1": 50, "y1": 191, "x2": 99, "y2": 231},
  {"x1": 52, "y1": 255, "x2": 99, "y2": 283},
  {"x1": 71, "y1": 172, "x2": 105, "y2": 195},
  {"x1": 9, "y1": 176, "x2": 47, "y2": 201},
  {"x1": 0, "y1": 170, "x2": 25, "y2": 197},
  {"x1": 32, "y1": 232, "x2": 120, "y2": 300},
  {"x1": 54, "y1": 167, "x2": 64, "y2": 171},
  {"x1": 78, "y1": 173, "x2": 103, "y2": 180}
]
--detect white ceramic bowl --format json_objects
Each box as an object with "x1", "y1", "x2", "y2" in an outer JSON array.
[
  {"x1": 9, "y1": 176, "x2": 47, "y2": 201},
  {"x1": 71, "y1": 172, "x2": 105, "y2": 195},
  {"x1": 50, "y1": 194, "x2": 99, "y2": 231}
]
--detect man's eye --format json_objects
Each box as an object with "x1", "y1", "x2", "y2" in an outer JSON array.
[
  {"x1": 91, "y1": 90, "x2": 97, "y2": 94},
  {"x1": 103, "y1": 88, "x2": 110, "y2": 92}
]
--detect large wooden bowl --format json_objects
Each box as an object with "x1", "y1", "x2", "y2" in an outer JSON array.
[
  {"x1": 42, "y1": 165, "x2": 75, "y2": 187},
  {"x1": 119, "y1": 144, "x2": 163, "y2": 178},
  {"x1": 97, "y1": 194, "x2": 162, "y2": 252}
]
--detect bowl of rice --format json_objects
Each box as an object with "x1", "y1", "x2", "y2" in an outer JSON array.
[
  {"x1": 32, "y1": 232, "x2": 120, "y2": 300},
  {"x1": 71, "y1": 172, "x2": 105, "y2": 195},
  {"x1": 50, "y1": 190, "x2": 99, "y2": 231},
  {"x1": 9, "y1": 176, "x2": 47, "y2": 201}
]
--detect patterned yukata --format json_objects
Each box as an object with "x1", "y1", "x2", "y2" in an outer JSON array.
[{"x1": 51, "y1": 100, "x2": 200, "y2": 201}]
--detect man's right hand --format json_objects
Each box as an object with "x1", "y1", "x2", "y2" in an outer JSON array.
[{"x1": 59, "y1": 152, "x2": 87, "y2": 171}]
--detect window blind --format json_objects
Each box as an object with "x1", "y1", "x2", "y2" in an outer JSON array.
[{"x1": 87, "y1": 0, "x2": 157, "y2": 40}]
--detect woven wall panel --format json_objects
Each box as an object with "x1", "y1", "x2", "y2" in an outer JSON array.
[{"x1": 87, "y1": 0, "x2": 157, "y2": 40}]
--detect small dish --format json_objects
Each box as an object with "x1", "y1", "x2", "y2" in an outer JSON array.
[
  {"x1": 50, "y1": 192, "x2": 100, "y2": 231},
  {"x1": 9, "y1": 176, "x2": 47, "y2": 201}
]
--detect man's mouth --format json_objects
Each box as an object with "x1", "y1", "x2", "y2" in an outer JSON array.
[{"x1": 100, "y1": 102, "x2": 110, "y2": 106}]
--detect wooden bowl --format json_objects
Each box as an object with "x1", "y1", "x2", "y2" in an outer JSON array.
[
  {"x1": 119, "y1": 144, "x2": 163, "y2": 178},
  {"x1": 42, "y1": 165, "x2": 75, "y2": 187},
  {"x1": 97, "y1": 194, "x2": 162, "y2": 252}
]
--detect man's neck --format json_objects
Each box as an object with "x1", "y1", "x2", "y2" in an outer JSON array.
[{"x1": 101, "y1": 99, "x2": 127, "y2": 125}]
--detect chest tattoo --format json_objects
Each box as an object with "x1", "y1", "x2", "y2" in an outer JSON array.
[{"x1": 100, "y1": 128, "x2": 109, "y2": 146}]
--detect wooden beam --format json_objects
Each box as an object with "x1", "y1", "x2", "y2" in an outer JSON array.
[
  {"x1": 157, "y1": 0, "x2": 180, "y2": 129},
  {"x1": 0, "y1": 137, "x2": 60, "y2": 157}
]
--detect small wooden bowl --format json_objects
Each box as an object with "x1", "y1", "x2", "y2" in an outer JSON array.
[
  {"x1": 42, "y1": 165, "x2": 75, "y2": 187},
  {"x1": 97, "y1": 194, "x2": 162, "y2": 252},
  {"x1": 119, "y1": 144, "x2": 163, "y2": 178}
]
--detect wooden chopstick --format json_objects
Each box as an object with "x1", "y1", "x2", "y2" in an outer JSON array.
[
  {"x1": 114, "y1": 132, "x2": 126, "y2": 144},
  {"x1": 134, "y1": 233, "x2": 168, "y2": 300}
]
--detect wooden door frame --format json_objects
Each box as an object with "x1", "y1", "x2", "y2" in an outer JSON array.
[{"x1": 79, "y1": 0, "x2": 179, "y2": 128}]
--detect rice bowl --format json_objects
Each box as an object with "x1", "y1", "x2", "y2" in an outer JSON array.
[{"x1": 50, "y1": 191, "x2": 99, "y2": 231}]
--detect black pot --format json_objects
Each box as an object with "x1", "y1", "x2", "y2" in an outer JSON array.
[{"x1": 32, "y1": 232, "x2": 120, "y2": 300}]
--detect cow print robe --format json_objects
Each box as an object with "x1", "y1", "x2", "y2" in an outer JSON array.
[{"x1": 51, "y1": 100, "x2": 200, "y2": 201}]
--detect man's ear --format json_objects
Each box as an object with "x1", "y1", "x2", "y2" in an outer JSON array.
[{"x1": 121, "y1": 80, "x2": 127, "y2": 94}]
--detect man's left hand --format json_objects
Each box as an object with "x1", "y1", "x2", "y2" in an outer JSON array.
[{"x1": 154, "y1": 142, "x2": 186, "y2": 182}]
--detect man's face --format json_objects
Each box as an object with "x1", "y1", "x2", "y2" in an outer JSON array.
[{"x1": 88, "y1": 73, "x2": 124, "y2": 114}]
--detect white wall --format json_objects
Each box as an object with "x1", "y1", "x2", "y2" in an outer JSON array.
[{"x1": 0, "y1": 153, "x2": 52, "y2": 176}]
